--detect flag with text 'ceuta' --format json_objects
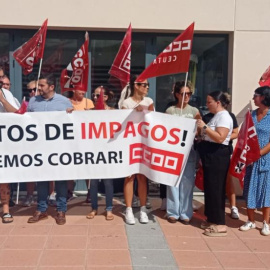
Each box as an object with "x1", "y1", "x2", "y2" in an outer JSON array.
[
  {"x1": 109, "y1": 24, "x2": 131, "y2": 88},
  {"x1": 60, "y1": 32, "x2": 89, "y2": 93},
  {"x1": 229, "y1": 110, "x2": 260, "y2": 188},
  {"x1": 259, "y1": 65, "x2": 270, "y2": 87},
  {"x1": 136, "y1": 22, "x2": 194, "y2": 82},
  {"x1": 13, "y1": 19, "x2": 48, "y2": 75}
]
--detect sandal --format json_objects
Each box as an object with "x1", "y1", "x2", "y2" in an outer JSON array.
[
  {"x1": 106, "y1": 211, "x2": 114, "y2": 221},
  {"x1": 200, "y1": 220, "x2": 215, "y2": 229},
  {"x1": 203, "y1": 225, "x2": 227, "y2": 237},
  {"x1": 2, "y1": 213, "x2": 13, "y2": 224},
  {"x1": 86, "y1": 210, "x2": 97, "y2": 219}
]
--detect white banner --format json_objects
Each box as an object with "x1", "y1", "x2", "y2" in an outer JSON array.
[{"x1": 0, "y1": 110, "x2": 196, "y2": 187}]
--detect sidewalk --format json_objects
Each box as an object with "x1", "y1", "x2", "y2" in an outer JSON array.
[{"x1": 0, "y1": 195, "x2": 269, "y2": 269}]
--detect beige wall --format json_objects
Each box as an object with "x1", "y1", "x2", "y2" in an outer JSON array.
[
  {"x1": 1, "y1": 0, "x2": 270, "y2": 117},
  {"x1": 2, "y1": 0, "x2": 235, "y2": 31}
]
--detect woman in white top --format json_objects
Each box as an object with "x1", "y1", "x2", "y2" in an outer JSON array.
[
  {"x1": 122, "y1": 75, "x2": 154, "y2": 225},
  {"x1": 197, "y1": 91, "x2": 233, "y2": 237}
]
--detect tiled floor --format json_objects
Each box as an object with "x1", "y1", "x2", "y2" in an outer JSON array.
[{"x1": 0, "y1": 195, "x2": 269, "y2": 269}]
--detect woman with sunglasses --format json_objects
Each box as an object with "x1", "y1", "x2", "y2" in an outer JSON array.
[
  {"x1": 166, "y1": 81, "x2": 201, "y2": 225},
  {"x1": 121, "y1": 75, "x2": 154, "y2": 225},
  {"x1": 87, "y1": 86, "x2": 115, "y2": 220},
  {"x1": 240, "y1": 86, "x2": 270, "y2": 236}
]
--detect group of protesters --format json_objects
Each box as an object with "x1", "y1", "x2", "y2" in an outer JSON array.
[{"x1": 1, "y1": 67, "x2": 270, "y2": 238}]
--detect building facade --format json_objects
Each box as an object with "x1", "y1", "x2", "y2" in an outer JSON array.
[{"x1": 2, "y1": 0, "x2": 270, "y2": 117}]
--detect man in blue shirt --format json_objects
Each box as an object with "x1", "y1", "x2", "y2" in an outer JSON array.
[{"x1": 27, "y1": 73, "x2": 73, "y2": 225}]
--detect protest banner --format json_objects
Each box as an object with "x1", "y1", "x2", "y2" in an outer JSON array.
[{"x1": 0, "y1": 110, "x2": 196, "y2": 187}]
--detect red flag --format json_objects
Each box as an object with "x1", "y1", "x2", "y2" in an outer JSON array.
[
  {"x1": 229, "y1": 110, "x2": 260, "y2": 187},
  {"x1": 95, "y1": 87, "x2": 105, "y2": 110},
  {"x1": 109, "y1": 24, "x2": 131, "y2": 87},
  {"x1": 137, "y1": 22, "x2": 194, "y2": 82},
  {"x1": 60, "y1": 32, "x2": 89, "y2": 93},
  {"x1": 15, "y1": 100, "x2": 28, "y2": 114},
  {"x1": 13, "y1": 19, "x2": 48, "y2": 75},
  {"x1": 259, "y1": 65, "x2": 270, "y2": 86}
]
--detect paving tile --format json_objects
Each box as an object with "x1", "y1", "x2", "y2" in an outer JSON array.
[
  {"x1": 204, "y1": 236, "x2": 250, "y2": 252},
  {"x1": 89, "y1": 224, "x2": 126, "y2": 236},
  {"x1": 10, "y1": 224, "x2": 51, "y2": 235},
  {"x1": 231, "y1": 227, "x2": 264, "y2": 239},
  {"x1": 243, "y1": 238, "x2": 270, "y2": 252},
  {"x1": 0, "y1": 236, "x2": 7, "y2": 248},
  {"x1": 161, "y1": 224, "x2": 201, "y2": 237},
  {"x1": 2, "y1": 235, "x2": 47, "y2": 249},
  {"x1": 214, "y1": 251, "x2": 266, "y2": 269},
  {"x1": 133, "y1": 267, "x2": 179, "y2": 270},
  {"x1": 0, "y1": 267, "x2": 36, "y2": 270},
  {"x1": 125, "y1": 223, "x2": 163, "y2": 236},
  {"x1": 128, "y1": 235, "x2": 168, "y2": 250},
  {"x1": 255, "y1": 252, "x2": 270, "y2": 268},
  {"x1": 51, "y1": 225, "x2": 88, "y2": 236},
  {"x1": 130, "y1": 249, "x2": 177, "y2": 267},
  {"x1": 39, "y1": 250, "x2": 85, "y2": 267},
  {"x1": 64, "y1": 215, "x2": 89, "y2": 225},
  {"x1": 88, "y1": 235, "x2": 128, "y2": 249},
  {"x1": 39, "y1": 267, "x2": 84, "y2": 270},
  {"x1": 87, "y1": 267, "x2": 132, "y2": 270},
  {"x1": 0, "y1": 250, "x2": 41, "y2": 266},
  {"x1": 86, "y1": 250, "x2": 131, "y2": 266},
  {"x1": 166, "y1": 236, "x2": 210, "y2": 251},
  {"x1": 172, "y1": 250, "x2": 221, "y2": 268},
  {"x1": 0, "y1": 225, "x2": 14, "y2": 235},
  {"x1": 46, "y1": 235, "x2": 87, "y2": 249}
]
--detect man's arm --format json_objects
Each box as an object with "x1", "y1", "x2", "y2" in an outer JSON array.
[{"x1": 0, "y1": 89, "x2": 18, "y2": 112}]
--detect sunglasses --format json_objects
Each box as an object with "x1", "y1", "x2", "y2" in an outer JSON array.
[
  {"x1": 27, "y1": 88, "x2": 36, "y2": 92},
  {"x1": 92, "y1": 93, "x2": 100, "y2": 98},
  {"x1": 253, "y1": 93, "x2": 261, "y2": 98},
  {"x1": 2, "y1": 83, "x2": 11, "y2": 86},
  {"x1": 135, "y1": 82, "x2": 150, "y2": 88},
  {"x1": 179, "y1": 92, "x2": 192, "y2": 97}
]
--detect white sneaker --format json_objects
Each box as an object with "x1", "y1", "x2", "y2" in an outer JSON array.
[
  {"x1": 231, "y1": 206, "x2": 240, "y2": 219},
  {"x1": 239, "y1": 220, "x2": 256, "y2": 231},
  {"x1": 261, "y1": 221, "x2": 270, "y2": 236},
  {"x1": 139, "y1": 206, "x2": 149, "y2": 224},
  {"x1": 160, "y1": 198, "x2": 166, "y2": 211},
  {"x1": 125, "y1": 207, "x2": 135, "y2": 225}
]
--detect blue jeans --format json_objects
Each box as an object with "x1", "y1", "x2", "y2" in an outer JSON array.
[
  {"x1": 167, "y1": 148, "x2": 197, "y2": 220},
  {"x1": 90, "y1": 179, "x2": 113, "y2": 211},
  {"x1": 37, "y1": 181, "x2": 67, "y2": 212}
]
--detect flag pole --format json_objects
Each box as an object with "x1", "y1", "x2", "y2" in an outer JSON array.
[
  {"x1": 180, "y1": 72, "x2": 189, "y2": 115},
  {"x1": 35, "y1": 58, "x2": 43, "y2": 95}
]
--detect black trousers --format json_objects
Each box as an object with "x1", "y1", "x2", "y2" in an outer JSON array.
[{"x1": 198, "y1": 141, "x2": 230, "y2": 225}]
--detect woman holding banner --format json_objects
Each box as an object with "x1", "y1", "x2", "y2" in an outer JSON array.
[
  {"x1": 197, "y1": 91, "x2": 233, "y2": 237},
  {"x1": 122, "y1": 75, "x2": 154, "y2": 225},
  {"x1": 166, "y1": 81, "x2": 200, "y2": 224},
  {"x1": 86, "y1": 86, "x2": 115, "y2": 220},
  {"x1": 240, "y1": 86, "x2": 270, "y2": 236}
]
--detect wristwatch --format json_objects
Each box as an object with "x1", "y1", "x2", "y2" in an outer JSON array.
[{"x1": 203, "y1": 125, "x2": 208, "y2": 130}]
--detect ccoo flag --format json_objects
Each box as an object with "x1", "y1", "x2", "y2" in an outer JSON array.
[
  {"x1": 13, "y1": 19, "x2": 48, "y2": 75},
  {"x1": 109, "y1": 24, "x2": 131, "y2": 87},
  {"x1": 229, "y1": 110, "x2": 260, "y2": 188},
  {"x1": 259, "y1": 65, "x2": 270, "y2": 87},
  {"x1": 60, "y1": 32, "x2": 89, "y2": 93},
  {"x1": 136, "y1": 22, "x2": 194, "y2": 82}
]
